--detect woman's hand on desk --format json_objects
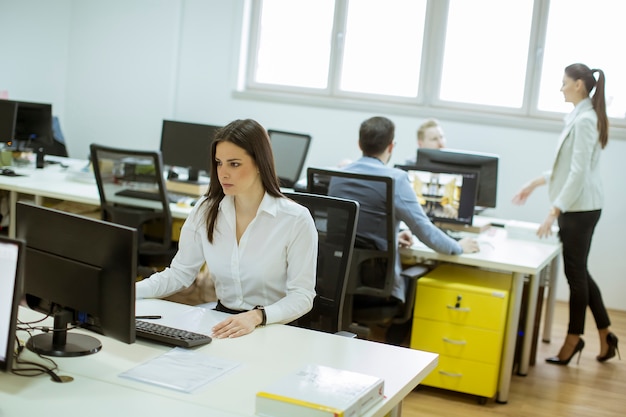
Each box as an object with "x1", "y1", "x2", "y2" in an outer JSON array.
[
  {"x1": 459, "y1": 237, "x2": 480, "y2": 254},
  {"x1": 212, "y1": 310, "x2": 263, "y2": 339}
]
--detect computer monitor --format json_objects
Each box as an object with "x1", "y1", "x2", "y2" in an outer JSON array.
[
  {"x1": 0, "y1": 236, "x2": 24, "y2": 372},
  {"x1": 396, "y1": 165, "x2": 479, "y2": 227},
  {"x1": 0, "y1": 100, "x2": 18, "y2": 145},
  {"x1": 415, "y1": 148, "x2": 499, "y2": 210},
  {"x1": 159, "y1": 119, "x2": 221, "y2": 182},
  {"x1": 15, "y1": 202, "x2": 137, "y2": 357},
  {"x1": 13, "y1": 100, "x2": 54, "y2": 149},
  {"x1": 268, "y1": 129, "x2": 312, "y2": 188}
]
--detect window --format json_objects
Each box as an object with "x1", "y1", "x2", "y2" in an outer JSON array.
[
  {"x1": 340, "y1": 0, "x2": 427, "y2": 97},
  {"x1": 243, "y1": 0, "x2": 625, "y2": 133},
  {"x1": 439, "y1": 0, "x2": 533, "y2": 108},
  {"x1": 537, "y1": 0, "x2": 626, "y2": 119},
  {"x1": 253, "y1": 0, "x2": 335, "y2": 89}
]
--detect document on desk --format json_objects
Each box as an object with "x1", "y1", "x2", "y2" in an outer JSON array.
[{"x1": 119, "y1": 347, "x2": 241, "y2": 393}]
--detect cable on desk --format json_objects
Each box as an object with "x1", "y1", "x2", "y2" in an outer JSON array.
[{"x1": 13, "y1": 319, "x2": 74, "y2": 383}]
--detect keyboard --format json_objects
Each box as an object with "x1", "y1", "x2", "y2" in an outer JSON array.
[
  {"x1": 116, "y1": 188, "x2": 188, "y2": 204},
  {"x1": 444, "y1": 229, "x2": 463, "y2": 241},
  {"x1": 135, "y1": 319, "x2": 213, "y2": 348}
]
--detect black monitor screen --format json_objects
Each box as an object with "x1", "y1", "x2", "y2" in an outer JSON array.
[
  {"x1": 396, "y1": 165, "x2": 479, "y2": 227},
  {"x1": 160, "y1": 120, "x2": 220, "y2": 182},
  {"x1": 0, "y1": 100, "x2": 18, "y2": 144},
  {"x1": 268, "y1": 129, "x2": 311, "y2": 188},
  {"x1": 14, "y1": 101, "x2": 54, "y2": 147},
  {"x1": 0, "y1": 237, "x2": 24, "y2": 372},
  {"x1": 415, "y1": 148, "x2": 499, "y2": 209},
  {"x1": 15, "y1": 202, "x2": 137, "y2": 357}
]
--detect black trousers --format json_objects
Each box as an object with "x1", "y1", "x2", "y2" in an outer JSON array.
[{"x1": 558, "y1": 210, "x2": 610, "y2": 335}]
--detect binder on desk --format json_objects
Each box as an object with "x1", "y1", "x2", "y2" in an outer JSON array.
[
  {"x1": 166, "y1": 179, "x2": 208, "y2": 196},
  {"x1": 256, "y1": 364, "x2": 384, "y2": 417},
  {"x1": 435, "y1": 215, "x2": 492, "y2": 234}
]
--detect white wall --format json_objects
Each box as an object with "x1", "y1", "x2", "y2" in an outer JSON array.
[
  {"x1": 1, "y1": 0, "x2": 624, "y2": 313},
  {"x1": 0, "y1": 0, "x2": 72, "y2": 110}
]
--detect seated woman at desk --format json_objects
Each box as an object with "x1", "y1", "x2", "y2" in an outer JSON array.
[{"x1": 136, "y1": 119, "x2": 318, "y2": 338}]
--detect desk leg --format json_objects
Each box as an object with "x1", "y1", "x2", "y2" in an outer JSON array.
[
  {"x1": 8, "y1": 190, "x2": 17, "y2": 238},
  {"x1": 388, "y1": 403, "x2": 402, "y2": 417},
  {"x1": 518, "y1": 271, "x2": 540, "y2": 376},
  {"x1": 497, "y1": 271, "x2": 524, "y2": 404},
  {"x1": 542, "y1": 256, "x2": 560, "y2": 343}
]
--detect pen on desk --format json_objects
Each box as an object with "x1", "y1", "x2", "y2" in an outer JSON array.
[{"x1": 136, "y1": 315, "x2": 162, "y2": 320}]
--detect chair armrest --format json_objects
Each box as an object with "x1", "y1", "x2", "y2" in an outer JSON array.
[
  {"x1": 393, "y1": 264, "x2": 430, "y2": 324},
  {"x1": 401, "y1": 264, "x2": 429, "y2": 280}
]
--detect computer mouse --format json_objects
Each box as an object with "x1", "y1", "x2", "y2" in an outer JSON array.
[{"x1": 1, "y1": 168, "x2": 16, "y2": 175}]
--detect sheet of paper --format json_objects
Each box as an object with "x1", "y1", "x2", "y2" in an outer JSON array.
[{"x1": 119, "y1": 347, "x2": 241, "y2": 393}]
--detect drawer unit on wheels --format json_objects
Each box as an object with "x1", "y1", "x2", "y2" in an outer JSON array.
[{"x1": 410, "y1": 264, "x2": 511, "y2": 404}]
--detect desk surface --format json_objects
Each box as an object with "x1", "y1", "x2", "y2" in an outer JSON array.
[
  {"x1": 3, "y1": 300, "x2": 438, "y2": 417},
  {"x1": 401, "y1": 223, "x2": 561, "y2": 275},
  {"x1": 0, "y1": 157, "x2": 194, "y2": 219}
]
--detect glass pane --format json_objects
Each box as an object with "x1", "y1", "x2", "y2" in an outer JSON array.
[
  {"x1": 440, "y1": 0, "x2": 533, "y2": 108},
  {"x1": 340, "y1": 0, "x2": 427, "y2": 97},
  {"x1": 254, "y1": 0, "x2": 335, "y2": 89},
  {"x1": 538, "y1": 0, "x2": 626, "y2": 119}
]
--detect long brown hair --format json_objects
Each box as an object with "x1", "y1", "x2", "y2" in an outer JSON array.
[
  {"x1": 200, "y1": 119, "x2": 282, "y2": 242},
  {"x1": 564, "y1": 63, "x2": 609, "y2": 149}
]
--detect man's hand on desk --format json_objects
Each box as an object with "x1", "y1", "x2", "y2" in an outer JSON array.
[
  {"x1": 398, "y1": 230, "x2": 414, "y2": 248},
  {"x1": 459, "y1": 237, "x2": 480, "y2": 254}
]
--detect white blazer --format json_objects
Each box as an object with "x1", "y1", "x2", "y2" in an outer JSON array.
[{"x1": 542, "y1": 98, "x2": 603, "y2": 212}]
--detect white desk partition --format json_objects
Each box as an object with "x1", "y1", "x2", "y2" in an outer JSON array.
[{"x1": 5, "y1": 300, "x2": 438, "y2": 417}]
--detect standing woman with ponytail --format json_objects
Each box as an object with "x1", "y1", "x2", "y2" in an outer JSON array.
[{"x1": 513, "y1": 63, "x2": 619, "y2": 365}]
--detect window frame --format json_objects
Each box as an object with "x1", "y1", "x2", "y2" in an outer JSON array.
[{"x1": 237, "y1": 0, "x2": 625, "y2": 139}]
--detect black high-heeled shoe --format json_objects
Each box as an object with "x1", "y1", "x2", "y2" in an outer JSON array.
[
  {"x1": 546, "y1": 338, "x2": 585, "y2": 365},
  {"x1": 597, "y1": 332, "x2": 621, "y2": 362}
]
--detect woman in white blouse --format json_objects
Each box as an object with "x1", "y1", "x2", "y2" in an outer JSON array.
[{"x1": 137, "y1": 119, "x2": 318, "y2": 338}]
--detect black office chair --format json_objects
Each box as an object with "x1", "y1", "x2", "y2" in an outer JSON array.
[
  {"x1": 284, "y1": 192, "x2": 359, "y2": 335},
  {"x1": 45, "y1": 116, "x2": 69, "y2": 157},
  {"x1": 90, "y1": 144, "x2": 178, "y2": 276},
  {"x1": 307, "y1": 167, "x2": 428, "y2": 340}
]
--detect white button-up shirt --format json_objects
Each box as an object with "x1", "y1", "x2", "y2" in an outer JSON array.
[{"x1": 136, "y1": 193, "x2": 318, "y2": 324}]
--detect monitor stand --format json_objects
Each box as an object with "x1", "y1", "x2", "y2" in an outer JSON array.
[{"x1": 26, "y1": 309, "x2": 102, "y2": 357}]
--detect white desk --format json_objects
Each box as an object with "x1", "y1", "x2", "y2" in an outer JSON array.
[
  {"x1": 3, "y1": 299, "x2": 438, "y2": 417},
  {"x1": 0, "y1": 369, "x2": 243, "y2": 417},
  {"x1": 1, "y1": 160, "x2": 558, "y2": 406},
  {"x1": 0, "y1": 157, "x2": 193, "y2": 238},
  {"x1": 400, "y1": 224, "x2": 561, "y2": 404}
]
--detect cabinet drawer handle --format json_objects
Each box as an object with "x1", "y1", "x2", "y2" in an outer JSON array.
[
  {"x1": 442, "y1": 337, "x2": 467, "y2": 345},
  {"x1": 446, "y1": 305, "x2": 470, "y2": 312},
  {"x1": 439, "y1": 371, "x2": 463, "y2": 378}
]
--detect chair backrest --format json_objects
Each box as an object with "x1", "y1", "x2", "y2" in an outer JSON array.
[
  {"x1": 284, "y1": 192, "x2": 359, "y2": 334},
  {"x1": 90, "y1": 144, "x2": 173, "y2": 256},
  {"x1": 306, "y1": 167, "x2": 396, "y2": 299}
]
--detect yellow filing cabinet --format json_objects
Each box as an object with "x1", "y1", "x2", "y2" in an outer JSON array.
[{"x1": 410, "y1": 264, "x2": 511, "y2": 401}]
